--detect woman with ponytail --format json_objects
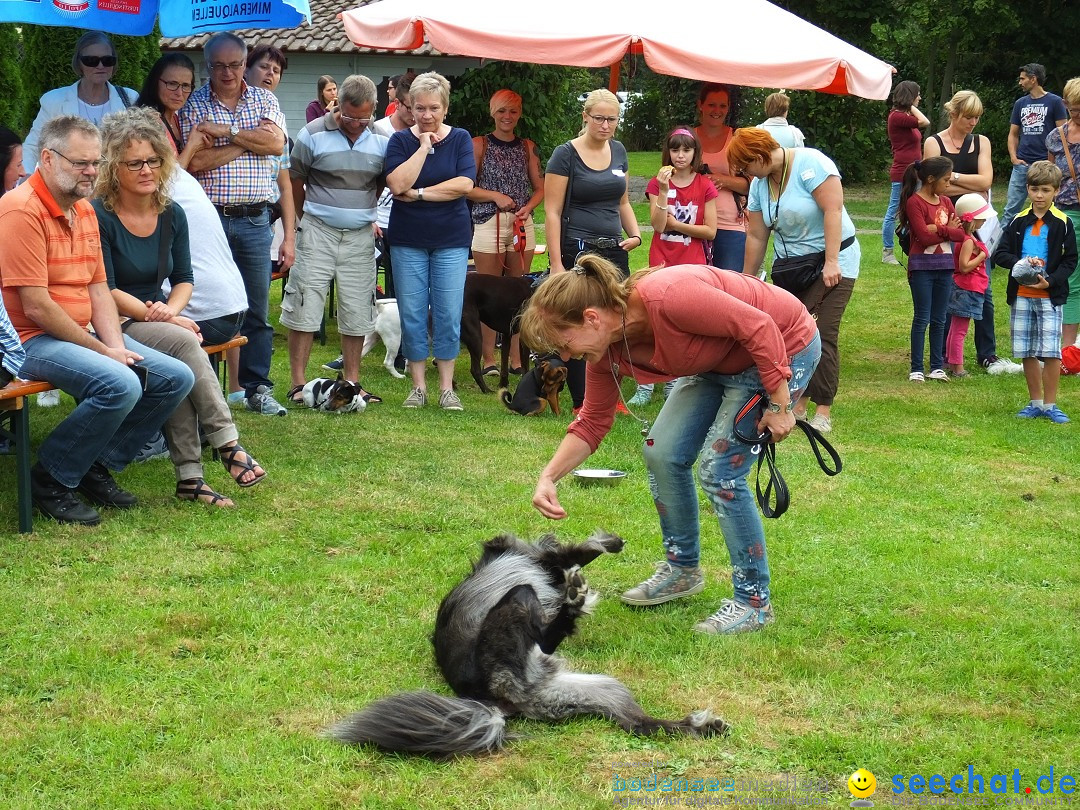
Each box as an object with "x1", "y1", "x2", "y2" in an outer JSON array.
[{"x1": 521, "y1": 255, "x2": 820, "y2": 636}]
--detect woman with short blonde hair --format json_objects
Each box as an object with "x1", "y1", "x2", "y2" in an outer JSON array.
[{"x1": 1046, "y1": 77, "x2": 1080, "y2": 347}]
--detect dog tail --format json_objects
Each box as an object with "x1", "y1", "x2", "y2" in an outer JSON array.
[
  {"x1": 326, "y1": 690, "x2": 512, "y2": 757},
  {"x1": 498, "y1": 388, "x2": 514, "y2": 410}
]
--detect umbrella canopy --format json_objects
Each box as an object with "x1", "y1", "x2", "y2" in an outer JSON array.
[
  {"x1": 341, "y1": 0, "x2": 893, "y2": 100},
  {"x1": 0, "y1": 0, "x2": 310, "y2": 37}
]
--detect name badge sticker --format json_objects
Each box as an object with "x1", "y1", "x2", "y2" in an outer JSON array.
[
  {"x1": 612, "y1": 169, "x2": 626, "y2": 177},
  {"x1": 801, "y1": 169, "x2": 816, "y2": 182}
]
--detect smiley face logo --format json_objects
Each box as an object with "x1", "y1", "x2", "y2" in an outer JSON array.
[{"x1": 848, "y1": 768, "x2": 877, "y2": 799}]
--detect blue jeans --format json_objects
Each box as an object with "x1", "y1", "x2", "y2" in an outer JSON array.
[
  {"x1": 710, "y1": 228, "x2": 747, "y2": 272},
  {"x1": 942, "y1": 268, "x2": 997, "y2": 363},
  {"x1": 217, "y1": 209, "x2": 273, "y2": 395},
  {"x1": 20, "y1": 334, "x2": 195, "y2": 488},
  {"x1": 643, "y1": 331, "x2": 821, "y2": 606},
  {"x1": 909, "y1": 269, "x2": 952, "y2": 372},
  {"x1": 1003, "y1": 162, "x2": 1030, "y2": 225},
  {"x1": 197, "y1": 311, "x2": 245, "y2": 346},
  {"x1": 391, "y1": 245, "x2": 469, "y2": 361},
  {"x1": 882, "y1": 182, "x2": 902, "y2": 249}
]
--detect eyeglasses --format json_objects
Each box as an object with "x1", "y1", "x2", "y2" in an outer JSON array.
[
  {"x1": 121, "y1": 157, "x2": 164, "y2": 172},
  {"x1": 339, "y1": 113, "x2": 372, "y2": 125},
  {"x1": 587, "y1": 114, "x2": 619, "y2": 125},
  {"x1": 49, "y1": 148, "x2": 101, "y2": 172},
  {"x1": 79, "y1": 55, "x2": 117, "y2": 68},
  {"x1": 209, "y1": 61, "x2": 245, "y2": 73},
  {"x1": 159, "y1": 79, "x2": 194, "y2": 94}
]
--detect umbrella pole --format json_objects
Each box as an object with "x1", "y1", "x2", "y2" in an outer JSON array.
[{"x1": 608, "y1": 63, "x2": 619, "y2": 93}]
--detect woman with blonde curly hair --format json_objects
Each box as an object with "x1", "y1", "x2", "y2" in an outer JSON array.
[{"x1": 94, "y1": 107, "x2": 266, "y2": 507}]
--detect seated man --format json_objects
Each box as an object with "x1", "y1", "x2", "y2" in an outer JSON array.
[{"x1": 0, "y1": 115, "x2": 194, "y2": 526}]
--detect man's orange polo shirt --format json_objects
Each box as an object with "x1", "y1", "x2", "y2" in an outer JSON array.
[{"x1": 0, "y1": 171, "x2": 106, "y2": 342}]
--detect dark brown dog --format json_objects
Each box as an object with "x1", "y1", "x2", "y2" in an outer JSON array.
[
  {"x1": 500, "y1": 355, "x2": 567, "y2": 416},
  {"x1": 460, "y1": 273, "x2": 537, "y2": 393}
]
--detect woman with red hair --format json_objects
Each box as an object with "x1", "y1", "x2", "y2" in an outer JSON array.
[{"x1": 728, "y1": 128, "x2": 860, "y2": 433}]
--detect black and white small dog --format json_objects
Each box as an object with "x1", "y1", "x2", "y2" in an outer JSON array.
[
  {"x1": 360, "y1": 299, "x2": 404, "y2": 379},
  {"x1": 328, "y1": 532, "x2": 728, "y2": 757},
  {"x1": 301, "y1": 376, "x2": 366, "y2": 413}
]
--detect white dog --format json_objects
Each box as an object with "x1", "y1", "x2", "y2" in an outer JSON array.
[{"x1": 361, "y1": 298, "x2": 404, "y2": 379}]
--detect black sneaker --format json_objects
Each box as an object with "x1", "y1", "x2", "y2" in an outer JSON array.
[
  {"x1": 76, "y1": 462, "x2": 138, "y2": 509},
  {"x1": 31, "y1": 463, "x2": 101, "y2": 525}
]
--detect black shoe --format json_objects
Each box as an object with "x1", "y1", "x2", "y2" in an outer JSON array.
[
  {"x1": 76, "y1": 462, "x2": 138, "y2": 509},
  {"x1": 31, "y1": 463, "x2": 101, "y2": 526}
]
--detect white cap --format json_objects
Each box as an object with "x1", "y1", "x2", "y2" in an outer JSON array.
[{"x1": 954, "y1": 193, "x2": 997, "y2": 220}]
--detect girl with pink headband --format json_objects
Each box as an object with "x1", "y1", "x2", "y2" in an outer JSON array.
[{"x1": 628, "y1": 126, "x2": 719, "y2": 406}]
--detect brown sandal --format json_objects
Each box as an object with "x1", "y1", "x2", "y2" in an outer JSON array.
[
  {"x1": 176, "y1": 478, "x2": 235, "y2": 508},
  {"x1": 219, "y1": 443, "x2": 267, "y2": 488},
  {"x1": 286, "y1": 384, "x2": 305, "y2": 404}
]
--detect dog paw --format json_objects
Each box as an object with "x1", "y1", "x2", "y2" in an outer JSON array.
[
  {"x1": 563, "y1": 565, "x2": 589, "y2": 608},
  {"x1": 687, "y1": 709, "x2": 730, "y2": 738},
  {"x1": 591, "y1": 531, "x2": 625, "y2": 554}
]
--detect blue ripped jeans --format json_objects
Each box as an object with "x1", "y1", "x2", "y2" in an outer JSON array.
[{"x1": 642, "y1": 331, "x2": 821, "y2": 606}]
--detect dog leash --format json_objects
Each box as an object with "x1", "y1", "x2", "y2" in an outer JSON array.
[{"x1": 733, "y1": 394, "x2": 842, "y2": 519}]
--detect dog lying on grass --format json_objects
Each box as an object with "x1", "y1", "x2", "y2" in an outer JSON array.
[
  {"x1": 327, "y1": 532, "x2": 728, "y2": 757},
  {"x1": 500, "y1": 354, "x2": 567, "y2": 416},
  {"x1": 360, "y1": 299, "x2": 404, "y2": 379},
  {"x1": 301, "y1": 376, "x2": 366, "y2": 413}
]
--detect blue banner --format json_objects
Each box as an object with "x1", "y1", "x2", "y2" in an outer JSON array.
[{"x1": 0, "y1": 0, "x2": 310, "y2": 36}]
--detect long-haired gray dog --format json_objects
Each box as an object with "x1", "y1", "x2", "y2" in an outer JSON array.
[{"x1": 327, "y1": 531, "x2": 728, "y2": 757}]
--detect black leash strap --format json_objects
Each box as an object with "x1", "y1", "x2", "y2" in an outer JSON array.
[{"x1": 734, "y1": 392, "x2": 842, "y2": 518}]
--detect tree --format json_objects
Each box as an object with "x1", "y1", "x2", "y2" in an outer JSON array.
[{"x1": 0, "y1": 24, "x2": 27, "y2": 132}]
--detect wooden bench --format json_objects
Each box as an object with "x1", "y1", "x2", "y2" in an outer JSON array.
[{"x1": 1, "y1": 335, "x2": 248, "y2": 534}]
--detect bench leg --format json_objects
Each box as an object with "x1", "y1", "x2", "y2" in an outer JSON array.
[{"x1": 15, "y1": 406, "x2": 33, "y2": 533}]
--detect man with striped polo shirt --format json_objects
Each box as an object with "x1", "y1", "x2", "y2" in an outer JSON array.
[
  {"x1": 282, "y1": 74, "x2": 388, "y2": 403},
  {"x1": 179, "y1": 32, "x2": 288, "y2": 416}
]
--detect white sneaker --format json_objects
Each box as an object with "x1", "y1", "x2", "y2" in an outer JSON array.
[
  {"x1": 908, "y1": 371, "x2": 925, "y2": 382},
  {"x1": 37, "y1": 389, "x2": 60, "y2": 407},
  {"x1": 438, "y1": 389, "x2": 463, "y2": 411},
  {"x1": 984, "y1": 356, "x2": 1024, "y2": 375},
  {"x1": 402, "y1": 387, "x2": 427, "y2": 408}
]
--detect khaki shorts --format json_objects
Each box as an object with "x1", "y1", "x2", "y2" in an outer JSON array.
[
  {"x1": 471, "y1": 212, "x2": 536, "y2": 255},
  {"x1": 279, "y1": 215, "x2": 377, "y2": 336}
]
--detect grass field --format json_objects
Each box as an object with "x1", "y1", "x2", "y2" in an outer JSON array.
[{"x1": 1, "y1": 177, "x2": 1078, "y2": 809}]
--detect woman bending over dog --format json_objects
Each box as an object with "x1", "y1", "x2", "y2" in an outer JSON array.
[{"x1": 522, "y1": 254, "x2": 820, "y2": 635}]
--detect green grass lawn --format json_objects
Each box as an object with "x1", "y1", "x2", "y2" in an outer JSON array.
[{"x1": 1, "y1": 180, "x2": 1078, "y2": 809}]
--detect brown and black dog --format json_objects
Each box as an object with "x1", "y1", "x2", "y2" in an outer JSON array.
[
  {"x1": 500, "y1": 355, "x2": 567, "y2": 416},
  {"x1": 460, "y1": 273, "x2": 537, "y2": 394}
]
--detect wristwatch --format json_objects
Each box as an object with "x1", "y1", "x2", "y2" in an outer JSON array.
[
  {"x1": 228, "y1": 123, "x2": 240, "y2": 141},
  {"x1": 417, "y1": 187, "x2": 425, "y2": 201},
  {"x1": 766, "y1": 401, "x2": 794, "y2": 414}
]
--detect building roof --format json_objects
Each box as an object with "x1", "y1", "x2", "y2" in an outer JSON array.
[{"x1": 159, "y1": 0, "x2": 439, "y2": 55}]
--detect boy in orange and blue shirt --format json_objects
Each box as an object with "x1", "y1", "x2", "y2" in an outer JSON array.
[{"x1": 992, "y1": 160, "x2": 1077, "y2": 423}]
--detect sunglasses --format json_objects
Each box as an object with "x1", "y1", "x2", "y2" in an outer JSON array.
[{"x1": 80, "y1": 55, "x2": 117, "y2": 68}]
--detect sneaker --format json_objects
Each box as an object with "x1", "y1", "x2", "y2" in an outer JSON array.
[
  {"x1": 31, "y1": 463, "x2": 101, "y2": 526},
  {"x1": 37, "y1": 389, "x2": 60, "y2": 408},
  {"x1": 908, "y1": 371, "x2": 925, "y2": 382},
  {"x1": 693, "y1": 599, "x2": 775, "y2": 635},
  {"x1": 927, "y1": 368, "x2": 950, "y2": 382},
  {"x1": 439, "y1": 389, "x2": 463, "y2": 411},
  {"x1": 620, "y1": 561, "x2": 704, "y2": 606},
  {"x1": 627, "y1": 384, "x2": 653, "y2": 407},
  {"x1": 809, "y1": 414, "x2": 832, "y2": 433},
  {"x1": 403, "y1": 387, "x2": 427, "y2": 408},
  {"x1": 76, "y1": 462, "x2": 138, "y2": 509},
  {"x1": 227, "y1": 390, "x2": 246, "y2": 405},
  {"x1": 882, "y1": 248, "x2": 900, "y2": 265},
  {"x1": 1016, "y1": 403, "x2": 1044, "y2": 419},
  {"x1": 983, "y1": 356, "x2": 1023, "y2": 375},
  {"x1": 245, "y1": 385, "x2": 287, "y2": 416},
  {"x1": 322, "y1": 355, "x2": 345, "y2": 372},
  {"x1": 663, "y1": 380, "x2": 677, "y2": 398},
  {"x1": 1044, "y1": 405, "x2": 1071, "y2": 424},
  {"x1": 132, "y1": 432, "x2": 170, "y2": 463}
]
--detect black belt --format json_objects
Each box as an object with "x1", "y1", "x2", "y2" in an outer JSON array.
[
  {"x1": 580, "y1": 236, "x2": 622, "y2": 250},
  {"x1": 215, "y1": 203, "x2": 268, "y2": 218}
]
